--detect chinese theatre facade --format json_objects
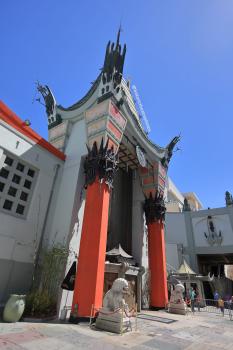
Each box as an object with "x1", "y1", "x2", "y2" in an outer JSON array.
[{"x1": 37, "y1": 30, "x2": 180, "y2": 321}]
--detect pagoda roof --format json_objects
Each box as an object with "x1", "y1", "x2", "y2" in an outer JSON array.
[
  {"x1": 42, "y1": 30, "x2": 180, "y2": 166},
  {"x1": 56, "y1": 75, "x2": 168, "y2": 158},
  {"x1": 106, "y1": 244, "x2": 132, "y2": 259},
  {"x1": 177, "y1": 259, "x2": 196, "y2": 275}
]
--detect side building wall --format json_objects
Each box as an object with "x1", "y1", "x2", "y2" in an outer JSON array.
[
  {"x1": 44, "y1": 118, "x2": 88, "y2": 315},
  {"x1": 0, "y1": 121, "x2": 63, "y2": 305},
  {"x1": 165, "y1": 206, "x2": 233, "y2": 273}
]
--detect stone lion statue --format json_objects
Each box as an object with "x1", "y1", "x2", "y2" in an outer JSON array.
[
  {"x1": 103, "y1": 278, "x2": 129, "y2": 311},
  {"x1": 168, "y1": 282, "x2": 187, "y2": 315},
  {"x1": 170, "y1": 283, "x2": 185, "y2": 304}
]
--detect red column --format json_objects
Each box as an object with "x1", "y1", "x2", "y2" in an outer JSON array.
[
  {"x1": 71, "y1": 178, "x2": 110, "y2": 319},
  {"x1": 148, "y1": 221, "x2": 168, "y2": 308}
]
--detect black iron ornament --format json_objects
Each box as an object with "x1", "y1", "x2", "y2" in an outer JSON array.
[
  {"x1": 225, "y1": 191, "x2": 233, "y2": 206},
  {"x1": 161, "y1": 135, "x2": 181, "y2": 169},
  {"x1": 144, "y1": 192, "x2": 166, "y2": 224},
  {"x1": 183, "y1": 198, "x2": 191, "y2": 212},
  {"x1": 84, "y1": 138, "x2": 118, "y2": 189},
  {"x1": 204, "y1": 215, "x2": 223, "y2": 246},
  {"x1": 36, "y1": 82, "x2": 56, "y2": 117},
  {"x1": 102, "y1": 28, "x2": 126, "y2": 87}
]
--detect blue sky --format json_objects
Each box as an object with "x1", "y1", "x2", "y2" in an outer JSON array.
[{"x1": 1, "y1": 1, "x2": 233, "y2": 209}]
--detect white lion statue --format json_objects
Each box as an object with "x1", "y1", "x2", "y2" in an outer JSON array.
[
  {"x1": 168, "y1": 283, "x2": 187, "y2": 315},
  {"x1": 170, "y1": 283, "x2": 185, "y2": 304},
  {"x1": 103, "y1": 278, "x2": 129, "y2": 311}
]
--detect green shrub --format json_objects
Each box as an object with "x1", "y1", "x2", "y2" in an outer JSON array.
[
  {"x1": 24, "y1": 290, "x2": 57, "y2": 317},
  {"x1": 24, "y1": 244, "x2": 68, "y2": 318}
]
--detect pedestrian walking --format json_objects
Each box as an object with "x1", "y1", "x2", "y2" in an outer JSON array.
[
  {"x1": 196, "y1": 292, "x2": 201, "y2": 312},
  {"x1": 228, "y1": 296, "x2": 233, "y2": 320},
  {"x1": 218, "y1": 297, "x2": 224, "y2": 316},
  {"x1": 214, "y1": 290, "x2": 219, "y2": 308},
  {"x1": 189, "y1": 287, "x2": 196, "y2": 313}
]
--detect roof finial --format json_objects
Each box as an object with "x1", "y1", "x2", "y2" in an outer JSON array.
[{"x1": 116, "y1": 24, "x2": 122, "y2": 47}]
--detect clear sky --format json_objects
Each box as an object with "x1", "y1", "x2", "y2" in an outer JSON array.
[{"x1": 1, "y1": 1, "x2": 233, "y2": 209}]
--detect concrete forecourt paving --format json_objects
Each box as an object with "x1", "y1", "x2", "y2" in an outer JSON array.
[{"x1": 0, "y1": 310, "x2": 233, "y2": 350}]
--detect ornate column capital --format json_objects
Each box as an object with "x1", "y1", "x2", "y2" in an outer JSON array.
[
  {"x1": 84, "y1": 138, "x2": 118, "y2": 189},
  {"x1": 144, "y1": 192, "x2": 166, "y2": 224}
]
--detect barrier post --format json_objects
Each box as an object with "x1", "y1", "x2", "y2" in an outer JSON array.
[{"x1": 89, "y1": 304, "x2": 94, "y2": 327}]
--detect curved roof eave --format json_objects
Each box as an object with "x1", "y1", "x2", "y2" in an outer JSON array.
[
  {"x1": 54, "y1": 70, "x2": 167, "y2": 161},
  {"x1": 57, "y1": 74, "x2": 101, "y2": 112},
  {"x1": 121, "y1": 97, "x2": 167, "y2": 160}
]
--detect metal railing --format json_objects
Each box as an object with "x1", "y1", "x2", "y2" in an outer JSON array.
[{"x1": 186, "y1": 298, "x2": 233, "y2": 320}]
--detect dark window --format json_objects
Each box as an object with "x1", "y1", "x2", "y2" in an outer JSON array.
[
  {"x1": 8, "y1": 186, "x2": 17, "y2": 197},
  {"x1": 27, "y1": 169, "x2": 35, "y2": 178},
  {"x1": 0, "y1": 182, "x2": 5, "y2": 192},
  {"x1": 3, "y1": 199, "x2": 13, "y2": 210},
  {"x1": 24, "y1": 179, "x2": 32, "y2": 189},
  {"x1": 12, "y1": 174, "x2": 21, "y2": 184},
  {"x1": 20, "y1": 191, "x2": 28, "y2": 202},
  {"x1": 0, "y1": 168, "x2": 9, "y2": 179},
  {"x1": 16, "y1": 163, "x2": 25, "y2": 172},
  {"x1": 4, "y1": 156, "x2": 13, "y2": 166},
  {"x1": 16, "y1": 204, "x2": 25, "y2": 215}
]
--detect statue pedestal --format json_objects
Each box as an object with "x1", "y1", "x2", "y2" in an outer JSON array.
[
  {"x1": 95, "y1": 308, "x2": 130, "y2": 334},
  {"x1": 168, "y1": 301, "x2": 187, "y2": 315}
]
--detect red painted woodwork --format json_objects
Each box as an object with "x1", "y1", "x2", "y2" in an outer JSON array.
[
  {"x1": 107, "y1": 120, "x2": 122, "y2": 141},
  {"x1": 147, "y1": 221, "x2": 168, "y2": 308},
  {"x1": 109, "y1": 102, "x2": 127, "y2": 129},
  {"x1": 71, "y1": 178, "x2": 110, "y2": 318}
]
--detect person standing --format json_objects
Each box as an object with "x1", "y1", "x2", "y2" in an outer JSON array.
[
  {"x1": 196, "y1": 292, "x2": 201, "y2": 312},
  {"x1": 228, "y1": 296, "x2": 233, "y2": 320},
  {"x1": 189, "y1": 287, "x2": 196, "y2": 313},
  {"x1": 218, "y1": 297, "x2": 224, "y2": 316},
  {"x1": 214, "y1": 291, "x2": 219, "y2": 307}
]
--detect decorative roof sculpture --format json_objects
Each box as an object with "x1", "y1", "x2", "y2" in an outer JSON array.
[
  {"x1": 36, "y1": 82, "x2": 61, "y2": 129},
  {"x1": 106, "y1": 244, "x2": 134, "y2": 264},
  {"x1": 225, "y1": 191, "x2": 233, "y2": 206},
  {"x1": 161, "y1": 135, "x2": 181, "y2": 169},
  {"x1": 102, "y1": 28, "x2": 126, "y2": 87},
  {"x1": 204, "y1": 215, "x2": 223, "y2": 246},
  {"x1": 35, "y1": 29, "x2": 180, "y2": 191},
  {"x1": 183, "y1": 198, "x2": 191, "y2": 212}
]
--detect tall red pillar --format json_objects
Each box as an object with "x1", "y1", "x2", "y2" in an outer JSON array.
[
  {"x1": 144, "y1": 192, "x2": 168, "y2": 309},
  {"x1": 70, "y1": 178, "x2": 110, "y2": 320},
  {"x1": 148, "y1": 221, "x2": 168, "y2": 308}
]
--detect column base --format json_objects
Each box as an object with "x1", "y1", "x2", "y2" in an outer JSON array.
[
  {"x1": 149, "y1": 306, "x2": 165, "y2": 311},
  {"x1": 69, "y1": 314, "x2": 96, "y2": 324}
]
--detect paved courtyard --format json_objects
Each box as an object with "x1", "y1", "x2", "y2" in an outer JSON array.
[{"x1": 0, "y1": 310, "x2": 233, "y2": 350}]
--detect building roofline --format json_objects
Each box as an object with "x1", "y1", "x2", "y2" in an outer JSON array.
[
  {"x1": 182, "y1": 191, "x2": 203, "y2": 208},
  {"x1": 0, "y1": 101, "x2": 66, "y2": 161}
]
